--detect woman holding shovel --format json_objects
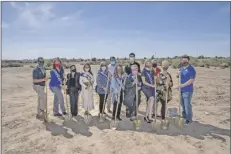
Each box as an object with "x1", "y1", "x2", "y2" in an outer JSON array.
[
  {"x1": 66, "y1": 65, "x2": 82, "y2": 117},
  {"x1": 49, "y1": 58, "x2": 67, "y2": 116},
  {"x1": 141, "y1": 59, "x2": 155, "y2": 123},
  {"x1": 96, "y1": 61, "x2": 110, "y2": 116},
  {"x1": 79, "y1": 63, "x2": 95, "y2": 116},
  {"x1": 124, "y1": 64, "x2": 142, "y2": 121},
  {"x1": 156, "y1": 60, "x2": 173, "y2": 123},
  {"x1": 110, "y1": 64, "x2": 125, "y2": 121}
]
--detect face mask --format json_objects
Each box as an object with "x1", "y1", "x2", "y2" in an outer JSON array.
[
  {"x1": 130, "y1": 57, "x2": 135, "y2": 63},
  {"x1": 163, "y1": 66, "x2": 169, "y2": 71},
  {"x1": 153, "y1": 63, "x2": 157, "y2": 68},
  {"x1": 111, "y1": 61, "x2": 116, "y2": 65},
  {"x1": 38, "y1": 62, "x2": 44, "y2": 67},
  {"x1": 55, "y1": 63, "x2": 60, "y2": 68},
  {"x1": 101, "y1": 66, "x2": 106, "y2": 71},
  {"x1": 85, "y1": 68, "x2": 90, "y2": 72},
  {"x1": 182, "y1": 62, "x2": 189, "y2": 66}
]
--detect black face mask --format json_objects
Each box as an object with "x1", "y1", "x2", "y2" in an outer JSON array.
[
  {"x1": 182, "y1": 62, "x2": 189, "y2": 66},
  {"x1": 153, "y1": 63, "x2": 157, "y2": 68}
]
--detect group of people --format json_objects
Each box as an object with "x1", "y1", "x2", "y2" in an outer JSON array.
[{"x1": 32, "y1": 53, "x2": 196, "y2": 125}]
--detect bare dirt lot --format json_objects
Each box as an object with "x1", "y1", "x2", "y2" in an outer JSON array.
[{"x1": 2, "y1": 64, "x2": 230, "y2": 154}]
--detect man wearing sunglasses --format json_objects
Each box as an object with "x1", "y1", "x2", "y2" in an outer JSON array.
[{"x1": 32, "y1": 57, "x2": 48, "y2": 120}]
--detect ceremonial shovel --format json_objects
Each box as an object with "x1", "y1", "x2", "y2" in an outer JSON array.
[
  {"x1": 133, "y1": 75, "x2": 141, "y2": 130},
  {"x1": 99, "y1": 76, "x2": 110, "y2": 123},
  {"x1": 84, "y1": 88, "x2": 92, "y2": 124},
  {"x1": 110, "y1": 83, "x2": 123, "y2": 130},
  {"x1": 162, "y1": 78, "x2": 170, "y2": 130},
  {"x1": 64, "y1": 78, "x2": 71, "y2": 121},
  {"x1": 152, "y1": 75, "x2": 161, "y2": 132},
  {"x1": 175, "y1": 71, "x2": 184, "y2": 128}
]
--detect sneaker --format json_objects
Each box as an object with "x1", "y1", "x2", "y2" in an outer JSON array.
[
  {"x1": 185, "y1": 120, "x2": 192, "y2": 125},
  {"x1": 63, "y1": 112, "x2": 67, "y2": 115},
  {"x1": 54, "y1": 113, "x2": 62, "y2": 116}
]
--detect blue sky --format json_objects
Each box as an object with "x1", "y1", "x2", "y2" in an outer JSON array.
[{"x1": 2, "y1": 2, "x2": 230, "y2": 60}]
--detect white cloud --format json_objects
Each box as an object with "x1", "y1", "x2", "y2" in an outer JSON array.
[
  {"x1": 9, "y1": 2, "x2": 57, "y2": 29},
  {"x1": 7, "y1": 2, "x2": 84, "y2": 33}
]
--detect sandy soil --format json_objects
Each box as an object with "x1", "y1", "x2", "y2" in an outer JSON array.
[{"x1": 2, "y1": 64, "x2": 230, "y2": 154}]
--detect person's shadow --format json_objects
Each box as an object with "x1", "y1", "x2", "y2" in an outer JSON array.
[
  {"x1": 62, "y1": 115, "x2": 93, "y2": 137},
  {"x1": 117, "y1": 110, "x2": 230, "y2": 143},
  {"x1": 43, "y1": 121, "x2": 73, "y2": 138},
  {"x1": 156, "y1": 120, "x2": 230, "y2": 142}
]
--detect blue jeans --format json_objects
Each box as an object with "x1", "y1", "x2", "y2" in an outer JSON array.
[
  {"x1": 50, "y1": 86, "x2": 66, "y2": 114},
  {"x1": 181, "y1": 92, "x2": 193, "y2": 121}
]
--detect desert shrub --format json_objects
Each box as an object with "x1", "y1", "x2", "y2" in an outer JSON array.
[
  {"x1": 44, "y1": 60, "x2": 52, "y2": 68},
  {"x1": 62, "y1": 63, "x2": 71, "y2": 69},
  {"x1": 171, "y1": 61, "x2": 181, "y2": 69},
  {"x1": 45, "y1": 67, "x2": 52, "y2": 70},
  {"x1": 1, "y1": 63, "x2": 23, "y2": 68},
  {"x1": 220, "y1": 63, "x2": 229, "y2": 69}
]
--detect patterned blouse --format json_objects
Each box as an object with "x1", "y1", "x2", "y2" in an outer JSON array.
[{"x1": 96, "y1": 69, "x2": 110, "y2": 94}]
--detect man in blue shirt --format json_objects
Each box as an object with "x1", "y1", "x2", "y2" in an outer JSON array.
[
  {"x1": 177, "y1": 55, "x2": 196, "y2": 124},
  {"x1": 32, "y1": 57, "x2": 48, "y2": 120}
]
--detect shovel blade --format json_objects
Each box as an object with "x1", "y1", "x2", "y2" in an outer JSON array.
[
  {"x1": 84, "y1": 115, "x2": 92, "y2": 124},
  {"x1": 133, "y1": 120, "x2": 141, "y2": 130},
  {"x1": 110, "y1": 120, "x2": 118, "y2": 130},
  {"x1": 99, "y1": 113, "x2": 107, "y2": 123},
  {"x1": 152, "y1": 120, "x2": 162, "y2": 132},
  {"x1": 162, "y1": 119, "x2": 170, "y2": 130},
  {"x1": 178, "y1": 117, "x2": 184, "y2": 129}
]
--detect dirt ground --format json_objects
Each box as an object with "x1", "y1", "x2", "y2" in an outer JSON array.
[{"x1": 2, "y1": 64, "x2": 230, "y2": 154}]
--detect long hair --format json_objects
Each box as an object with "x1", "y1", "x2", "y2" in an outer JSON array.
[
  {"x1": 53, "y1": 57, "x2": 62, "y2": 69},
  {"x1": 144, "y1": 59, "x2": 152, "y2": 68},
  {"x1": 114, "y1": 64, "x2": 124, "y2": 78},
  {"x1": 100, "y1": 61, "x2": 108, "y2": 71},
  {"x1": 83, "y1": 63, "x2": 93, "y2": 75}
]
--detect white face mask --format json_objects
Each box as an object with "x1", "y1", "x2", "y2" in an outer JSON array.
[{"x1": 101, "y1": 66, "x2": 106, "y2": 71}]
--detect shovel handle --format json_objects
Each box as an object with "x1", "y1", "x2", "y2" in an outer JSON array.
[
  {"x1": 102, "y1": 75, "x2": 110, "y2": 114},
  {"x1": 178, "y1": 71, "x2": 181, "y2": 117},
  {"x1": 135, "y1": 75, "x2": 139, "y2": 119}
]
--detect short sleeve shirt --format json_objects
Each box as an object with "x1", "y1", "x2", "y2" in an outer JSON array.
[
  {"x1": 32, "y1": 66, "x2": 46, "y2": 86},
  {"x1": 180, "y1": 65, "x2": 196, "y2": 92}
]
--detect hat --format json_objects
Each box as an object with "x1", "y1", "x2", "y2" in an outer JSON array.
[
  {"x1": 129, "y1": 53, "x2": 135, "y2": 57},
  {"x1": 181, "y1": 54, "x2": 190, "y2": 60}
]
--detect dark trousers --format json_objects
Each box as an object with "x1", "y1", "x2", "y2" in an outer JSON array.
[
  {"x1": 159, "y1": 99, "x2": 166, "y2": 119},
  {"x1": 113, "y1": 91, "x2": 123, "y2": 118},
  {"x1": 69, "y1": 87, "x2": 79, "y2": 116},
  {"x1": 98, "y1": 94, "x2": 108, "y2": 113}
]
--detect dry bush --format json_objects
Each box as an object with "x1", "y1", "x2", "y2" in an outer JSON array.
[
  {"x1": 171, "y1": 61, "x2": 181, "y2": 69},
  {"x1": 1, "y1": 63, "x2": 24, "y2": 68},
  {"x1": 220, "y1": 63, "x2": 229, "y2": 69}
]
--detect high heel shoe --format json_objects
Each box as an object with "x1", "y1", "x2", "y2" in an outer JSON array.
[{"x1": 144, "y1": 117, "x2": 153, "y2": 123}]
